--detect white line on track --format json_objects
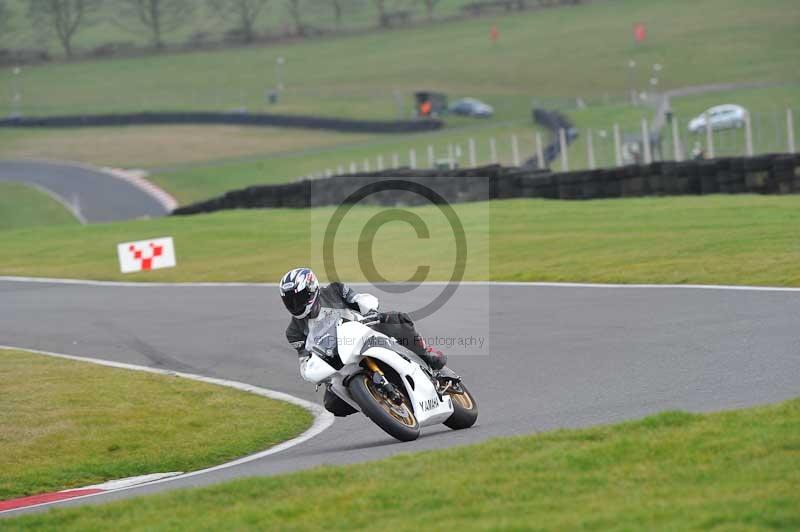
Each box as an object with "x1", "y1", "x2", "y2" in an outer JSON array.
[
  {"x1": 17, "y1": 183, "x2": 88, "y2": 225},
  {"x1": 1, "y1": 276, "x2": 800, "y2": 292},
  {"x1": 0, "y1": 345, "x2": 334, "y2": 516}
]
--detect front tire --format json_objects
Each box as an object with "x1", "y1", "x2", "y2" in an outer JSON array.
[
  {"x1": 444, "y1": 383, "x2": 478, "y2": 430},
  {"x1": 348, "y1": 373, "x2": 420, "y2": 442}
]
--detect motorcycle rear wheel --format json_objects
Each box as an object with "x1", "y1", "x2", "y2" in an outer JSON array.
[
  {"x1": 349, "y1": 373, "x2": 420, "y2": 442},
  {"x1": 444, "y1": 383, "x2": 478, "y2": 430}
]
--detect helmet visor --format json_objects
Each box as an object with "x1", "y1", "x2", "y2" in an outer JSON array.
[{"x1": 282, "y1": 286, "x2": 317, "y2": 317}]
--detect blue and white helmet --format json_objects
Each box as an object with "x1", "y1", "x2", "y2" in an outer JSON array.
[{"x1": 279, "y1": 267, "x2": 320, "y2": 318}]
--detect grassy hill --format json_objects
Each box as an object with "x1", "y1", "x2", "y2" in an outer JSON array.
[
  {"x1": 2, "y1": 0, "x2": 798, "y2": 118},
  {"x1": 2, "y1": 0, "x2": 491, "y2": 54},
  {"x1": 1, "y1": 0, "x2": 797, "y2": 203}
]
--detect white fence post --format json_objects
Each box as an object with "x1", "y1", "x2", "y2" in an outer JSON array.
[
  {"x1": 392, "y1": 153, "x2": 400, "y2": 169},
  {"x1": 427, "y1": 144, "x2": 435, "y2": 168},
  {"x1": 489, "y1": 137, "x2": 498, "y2": 164},
  {"x1": 337, "y1": 165, "x2": 344, "y2": 175},
  {"x1": 447, "y1": 143, "x2": 455, "y2": 169},
  {"x1": 587, "y1": 128, "x2": 596, "y2": 169},
  {"x1": 377, "y1": 155, "x2": 384, "y2": 171},
  {"x1": 349, "y1": 162, "x2": 357, "y2": 173},
  {"x1": 511, "y1": 134, "x2": 520, "y2": 167},
  {"x1": 409, "y1": 148, "x2": 417, "y2": 169},
  {"x1": 671, "y1": 117, "x2": 683, "y2": 161},
  {"x1": 705, "y1": 112, "x2": 715, "y2": 158},
  {"x1": 613, "y1": 123, "x2": 622, "y2": 166},
  {"x1": 745, "y1": 111, "x2": 754, "y2": 156},
  {"x1": 787, "y1": 107, "x2": 796, "y2": 154},
  {"x1": 362, "y1": 159, "x2": 370, "y2": 172},
  {"x1": 558, "y1": 128, "x2": 569, "y2": 171},
  {"x1": 325, "y1": 168, "x2": 332, "y2": 178},
  {"x1": 641, "y1": 118, "x2": 652, "y2": 164},
  {"x1": 468, "y1": 138, "x2": 477, "y2": 167},
  {"x1": 535, "y1": 131, "x2": 545, "y2": 169}
]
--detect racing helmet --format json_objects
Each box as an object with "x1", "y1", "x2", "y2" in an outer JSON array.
[{"x1": 279, "y1": 267, "x2": 320, "y2": 319}]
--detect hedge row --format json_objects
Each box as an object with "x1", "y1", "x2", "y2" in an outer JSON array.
[
  {"x1": 0, "y1": 112, "x2": 443, "y2": 134},
  {"x1": 172, "y1": 153, "x2": 800, "y2": 215}
]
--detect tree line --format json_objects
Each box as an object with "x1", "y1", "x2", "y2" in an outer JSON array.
[{"x1": 0, "y1": 0, "x2": 449, "y2": 58}]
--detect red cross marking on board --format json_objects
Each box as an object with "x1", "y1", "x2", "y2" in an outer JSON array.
[{"x1": 128, "y1": 243, "x2": 163, "y2": 271}]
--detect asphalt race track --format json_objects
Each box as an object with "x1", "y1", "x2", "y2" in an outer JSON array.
[
  {"x1": 0, "y1": 161, "x2": 168, "y2": 223},
  {"x1": 2, "y1": 279, "x2": 799, "y2": 516}
]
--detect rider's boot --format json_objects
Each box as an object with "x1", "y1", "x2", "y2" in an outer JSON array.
[
  {"x1": 414, "y1": 335, "x2": 447, "y2": 370},
  {"x1": 435, "y1": 366, "x2": 460, "y2": 381}
]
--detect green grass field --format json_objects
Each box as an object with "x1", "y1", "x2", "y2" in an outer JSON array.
[
  {"x1": 0, "y1": 182, "x2": 80, "y2": 229},
  {"x1": 2, "y1": 0, "x2": 797, "y2": 118},
  {"x1": 2, "y1": 0, "x2": 485, "y2": 54},
  {"x1": 6, "y1": 397, "x2": 799, "y2": 530},
  {"x1": 0, "y1": 349, "x2": 312, "y2": 500},
  {"x1": 0, "y1": 196, "x2": 797, "y2": 286},
  {"x1": 1, "y1": 0, "x2": 797, "y2": 204}
]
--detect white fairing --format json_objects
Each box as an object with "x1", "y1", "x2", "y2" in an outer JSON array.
[
  {"x1": 303, "y1": 319, "x2": 454, "y2": 427},
  {"x1": 301, "y1": 353, "x2": 338, "y2": 383}
]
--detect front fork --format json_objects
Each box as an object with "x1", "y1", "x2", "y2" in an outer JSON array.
[{"x1": 362, "y1": 357, "x2": 405, "y2": 406}]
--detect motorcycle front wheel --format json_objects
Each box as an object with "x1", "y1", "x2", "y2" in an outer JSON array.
[
  {"x1": 444, "y1": 383, "x2": 478, "y2": 430},
  {"x1": 348, "y1": 373, "x2": 420, "y2": 442}
]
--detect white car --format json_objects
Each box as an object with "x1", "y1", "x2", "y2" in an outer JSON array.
[
  {"x1": 449, "y1": 98, "x2": 494, "y2": 118},
  {"x1": 688, "y1": 104, "x2": 747, "y2": 134}
]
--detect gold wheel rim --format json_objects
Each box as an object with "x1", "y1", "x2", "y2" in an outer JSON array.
[
  {"x1": 363, "y1": 375, "x2": 416, "y2": 427},
  {"x1": 450, "y1": 389, "x2": 474, "y2": 410}
]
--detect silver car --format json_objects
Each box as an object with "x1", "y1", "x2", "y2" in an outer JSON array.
[
  {"x1": 449, "y1": 98, "x2": 494, "y2": 118},
  {"x1": 688, "y1": 104, "x2": 747, "y2": 133}
]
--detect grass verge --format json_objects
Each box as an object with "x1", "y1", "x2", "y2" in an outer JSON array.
[
  {"x1": 0, "y1": 195, "x2": 798, "y2": 287},
  {"x1": 0, "y1": 349, "x2": 313, "y2": 501},
  {"x1": 0, "y1": 182, "x2": 80, "y2": 230},
  {"x1": 6, "y1": 398, "x2": 799, "y2": 530}
]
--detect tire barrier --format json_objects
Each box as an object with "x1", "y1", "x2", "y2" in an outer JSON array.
[
  {"x1": 0, "y1": 112, "x2": 443, "y2": 134},
  {"x1": 524, "y1": 108, "x2": 578, "y2": 168},
  {"x1": 171, "y1": 153, "x2": 800, "y2": 215}
]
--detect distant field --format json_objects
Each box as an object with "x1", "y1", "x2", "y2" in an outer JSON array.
[
  {"x1": 147, "y1": 85, "x2": 798, "y2": 205},
  {"x1": 3, "y1": 0, "x2": 488, "y2": 54},
  {"x1": 2, "y1": 0, "x2": 797, "y2": 119},
  {"x1": 0, "y1": 182, "x2": 79, "y2": 229},
  {"x1": 1, "y1": 0, "x2": 797, "y2": 204},
  {"x1": 0, "y1": 126, "x2": 373, "y2": 169},
  {"x1": 148, "y1": 119, "x2": 544, "y2": 203},
  {"x1": 0, "y1": 349, "x2": 312, "y2": 500},
  {"x1": 1, "y1": 85, "x2": 796, "y2": 205},
  {"x1": 0, "y1": 196, "x2": 797, "y2": 287},
  {"x1": 8, "y1": 398, "x2": 799, "y2": 530}
]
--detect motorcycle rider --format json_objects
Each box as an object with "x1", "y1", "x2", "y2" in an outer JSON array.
[{"x1": 279, "y1": 267, "x2": 447, "y2": 417}]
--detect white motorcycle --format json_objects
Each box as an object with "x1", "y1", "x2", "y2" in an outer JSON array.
[{"x1": 302, "y1": 315, "x2": 478, "y2": 441}]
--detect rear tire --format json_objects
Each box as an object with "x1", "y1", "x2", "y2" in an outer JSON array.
[
  {"x1": 348, "y1": 373, "x2": 420, "y2": 442},
  {"x1": 444, "y1": 383, "x2": 478, "y2": 430}
]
